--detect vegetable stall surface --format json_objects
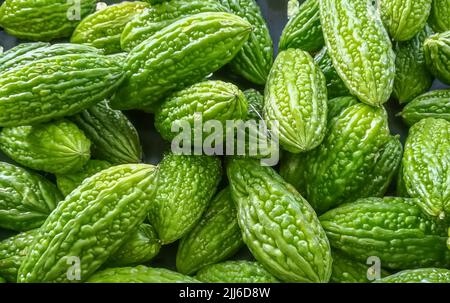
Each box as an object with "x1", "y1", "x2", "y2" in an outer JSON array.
[{"x1": 0, "y1": 0, "x2": 449, "y2": 284}]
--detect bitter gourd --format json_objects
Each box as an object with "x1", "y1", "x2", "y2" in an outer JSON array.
[
  {"x1": 87, "y1": 266, "x2": 199, "y2": 283},
  {"x1": 0, "y1": 120, "x2": 91, "y2": 175},
  {"x1": 149, "y1": 153, "x2": 222, "y2": 244},
  {"x1": 402, "y1": 118, "x2": 450, "y2": 219},
  {"x1": 196, "y1": 261, "x2": 279, "y2": 283},
  {"x1": 287, "y1": 0, "x2": 300, "y2": 19},
  {"x1": 430, "y1": 0, "x2": 450, "y2": 33},
  {"x1": 56, "y1": 160, "x2": 112, "y2": 196},
  {"x1": 304, "y1": 104, "x2": 399, "y2": 214},
  {"x1": 393, "y1": 26, "x2": 434, "y2": 104},
  {"x1": 0, "y1": 52, "x2": 125, "y2": 127},
  {"x1": 264, "y1": 49, "x2": 328, "y2": 153},
  {"x1": 0, "y1": 162, "x2": 62, "y2": 232},
  {"x1": 244, "y1": 89, "x2": 264, "y2": 120},
  {"x1": 279, "y1": 151, "x2": 307, "y2": 196},
  {"x1": 424, "y1": 31, "x2": 450, "y2": 85},
  {"x1": 71, "y1": 101, "x2": 143, "y2": 165},
  {"x1": 377, "y1": 268, "x2": 450, "y2": 283},
  {"x1": 0, "y1": 0, "x2": 97, "y2": 41},
  {"x1": 71, "y1": 2, "x2": 149, "y2": 54},
  {"x1": 319, "y1": 0, "x2": 395, "y2": 106},
  {"x1": 379, "y1": 0, "x2": 432, "y2": 41},
  {"x1": 218, "y1": 0, "x2": 274, "y2": 85},
  {"x1": 111, "y1": 12, "x2": 252, "y2": 111},
  {"x1": 400, "y1": 89, "x2": 450, "y2": 126},
  {"x1": 227, "y1": 158, "x2": 332, "y2": 283},
  {"x1": 326, "y1": 96, "x2": 359, "y2": 121},
  {"x1": 120, "y1": 0, "x2": 227, "y2": 51},
  {"x1": 106, "y1": 224, "x2": 161, "y2": 267},
  {"x1": 176, "y1": 187, "x2": 243, "y2": 275},
  {"x1": 154, "y1": 80, "x2": 248, "y2": 142},
  {"x1": 279, "y1": 0, "x2": 323, "y2": 52},
  {"x1": 314, "y1": 48, "x2": 349, "y2": 99},
  {"x1": 17, "y1": 164, "x2": 158, "y2": 283},
  {"x1": 320, "y1": 197, "x2": 450, "y2": 270}
]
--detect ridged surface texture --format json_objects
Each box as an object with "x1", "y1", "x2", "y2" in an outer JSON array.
[
  {"x1": 400, "y1": 89, "x2": 450, "y2": 126},
  {"x1": 377, "y1": 268, "x2": 450, "y2": 283},
  {"x1": 0, "y1": 51, "x2": 125, "y2": 127},
  {"x1": 425, "y1": 32, "x2": 450, "y2": 85},
  {"x1": 87, "y1": 266, "x2": 199, "y2": 283},
  {"x1": 244, "y1": 89, "x2": 264, "y2": 120},
  {"x1": 0, "y1": 120, "x2": 91, "y2": 175},
  {"x1": 279, "y1": 151, "x2": 307, "y2": 196},
  {"x1": 155, "y1": 80, "x2": 248, "y2": 142},
  {"x1": 111, "y1": 12, "x2": 251, "y2": 111},
  {"x1": 71, "y1": 1, "x2": 149, "y2": 54},
  {"x1": 227, "y1": 158, "x2": 332, "y2": 283},
  {"x1": 314, "y1": 47, "x2": 349, "y2": 98},
  {"x1": 279, "y1": 0, "x2": 323, "y2": 52},
  {"x1": 120, "y1": 0, "x2": 227, "y2": 51},
  {"x1": 56, "y1": 160, "x2": 112, "y2": 196},
  {"x1": 106, "y1": 223, "x2": 161, "y2": 267},
  {"x1": 379, "y1": 0, "x2": 432, "y2": 41},
  {"x1": 219, "y1": 0, "x2": 274, "y2": 85},
  {"x1": 429, "y1": 0, "x2": 450, "y2": 32},
  {"x1": 264, "y1": 49, "x2": 328, "y2": 153},
  {"x1": 393, "y1": 26, "x2": 434, "y2": 104},
  {"x1": 319, "y1": 0, "x2": 395, "y2": 106},
  {"x1": 402, "y1": 118, "x2": 450, "y2": 219},
  {"x1": 148, "y1": 153, "x2": 222, "y2": 244},
  {"x1": 71, "y1": 101, "x2": 143, "y2": 164},
  {"x1": 320, "y1": 197, "x2": 450, "y2": 270},
  {"x1": 326, "y1": 96, "x2": 359, "y2": 121},
  {"x1": 0, "y1": 0, "x2": 96, "y2": 41},
  {"x1": 17, "y1": 164, "x2": 158, "y2": 283},
  {"x1": 0, "y1": 162, "x2": 62, "y2": 232},
  {"x1": 304, "y1": 104, "x2": 400, "y2": 214},
  {"x1": 196, "y1": 261, "x2": 279, "y2": 283},
  {"x1": 176, "y1": 187, "x2": 243, "y2": 275}
]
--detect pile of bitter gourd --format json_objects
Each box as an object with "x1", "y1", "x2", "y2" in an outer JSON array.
[{"x1": 0, "y1": 0, "x2": 449, "y2": 283}]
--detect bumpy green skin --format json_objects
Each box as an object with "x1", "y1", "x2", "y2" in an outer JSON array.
[
  {"x1": 121, "y1": 0, "x2": 226, "y2": 51},
  {"x1": 330, "y1": 251, "x2": 389, "y2": 283},
  {"x1": 244, "y1": 89, "x2": 264, "y2": 120},
  {"x1": 279, "y1": 0, "x2": 323, "y2": 52},
  {"x1": 319, "y1": 0, "x2": 395, "y2": 107},
  {"x1": 393, "y1": 26, "x2": 434, "y2": 104},
  {"x1": 320, "y1": 197, "x2": 450, "y2": 270},
  {"x1": 0, "y1": 162, "x2": 62, "y2": 232},
  {"x1": 176, "y1": 188, "x2": 243, "y2": 275},
  {"x1": 71, "y1": 101, "x2": 143, "y2": 165},
  {"x1": 0, "y1": 43, "x2": 103, "y2": 74},
  {"x1": 227, "y1": 158, "x2": 332, "y2": 283},
  {"x1": 149, "y1": 153, "x2": 222, "y2": 245},
  {"x1": 430, "y1": 0, "x2": 450, "y2": 32},
  {"x1": 17, "y1": 164, "x2": 158, "y2": 283},
  {"x1": 425, "y1": 32, "x2": 450, "y2": 85},
  {"x1": 196, "y1": 261, "x2": 279, "y2": 283},
  {"x1": 377, "y1": 268, "x2": 450, "y2": 283},
  {"x1": 56, "y1": 160, "x2": 112, "y2": 196},
  {"x1": 111, "y1": 12, "x2": 251, "y2": 111},
  {"x1": 71, "y1": 2, "x2": 149, "y2": 54},
  {"x1": 304, "y1": 104, "x2": 397, "y2": 214},
  {"x1": 326, "y1": 96, "x2": 359, "y2": 121},
  {"x1": 106, "y1": 224, "x2": 161, "y2": 267},
  {"x1": 379, "y1": 0, "x2": 432, "y2": 41},
  {"x1": 219, "y1": 0, "x2": 273, "y2": 85},
  {"x1": 87, "y1": 266, "x2": 199, "y2": 283},
  {"x1": 402, "y1": 118, "x2": 450, "y2": 219},
  {"x1": 279, "y1": 151, "x2": 307, "y2": 196},
  {"x1": 0, "y1": 229, "x2": 37, "y2": 282},
  {"x1": 0, "y1": 0, "x2": 96, "y2": 41},
  {"x1": 0, "y1": 120, "x2": 91, "y2": 175},
  {"x1": 400, "y1": 90, "x2": 450, "y2": 126},
  {"x1": 0, "y1": 52, "x2": 125, "y2": 127},
  {"x1": 396, "y1": 164, "x2": 410, "y2": 197},
  {"x1": 264, "y1": 49, "x2": 328, "y2": 153},
  {"x1": 314, "y1": 48, "x2": 349, "y2": 98},
  {"x1": 287, "y1": 0, "x2": 300, "y2": 19},
  {"x1": 155, "y1": 80, "x2": 248, "y2": 142}
]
